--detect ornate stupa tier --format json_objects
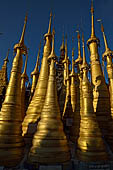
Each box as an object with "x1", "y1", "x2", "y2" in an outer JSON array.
[
  {"x1": 0, "y1": 16, "x2": 27, "y2": 167},
  {"x1": 77, "y1": 35, "x2": 108, "y2": 162},
  {"x1": 28, "y1": 41, "x2": 70, "y2": 164},
  {"x1": 22, "y1": 13, "x2": 52, "y2": 145}
]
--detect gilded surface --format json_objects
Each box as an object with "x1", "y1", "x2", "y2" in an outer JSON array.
[
  {"x1": 29, "y1": 36, "x2": 70, "y2": 163},
  {"x1": 22, "y1": 14, "x2": 52, "y2": 145},
  {"x1": 0, "y1": 16, "x2": 27, "y2": 167},
  {"x1": 87, "y1": 2, "x2": 111, "y2": 138},
  {"x1": 77, "y1": 36, "x2": 108, "y2": 161}
]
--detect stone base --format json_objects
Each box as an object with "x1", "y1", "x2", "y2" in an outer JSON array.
[
  {"x1": 37, "y1": 161, "x2": 72, "y2": 170},
  {"x1": 39, "y1": 165, "x2": 62, "y2": 170},
  {"x1": 0, "y1": 167, "x2": 3, "y2": 170},
  {"x1": 72, "y1": 160, "x2": 113, "y2": 170}
]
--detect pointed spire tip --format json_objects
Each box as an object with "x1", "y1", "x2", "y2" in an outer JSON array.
[{"x1": 91, "y1": 0, "x2": 94, "y2": 14}]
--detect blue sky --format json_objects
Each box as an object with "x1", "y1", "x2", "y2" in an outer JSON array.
[{"x1": 0, "y1": 0, "x2": 113, "y2": 83}]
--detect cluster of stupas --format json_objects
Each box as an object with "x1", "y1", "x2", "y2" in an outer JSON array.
[{"x1": 0, "y1": 1, "x2": 113, "y2": 170}]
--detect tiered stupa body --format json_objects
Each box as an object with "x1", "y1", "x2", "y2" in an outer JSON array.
[
  {"x1": 30, "y1": 42, "x2": 41, "y2": 100},
  {"x1": 21, "y1": 53, "x2": 28, "y2": 120},
  {"x1": 0, "y1": 16, "x2": 27, "y2": 167},
  {"x1": 28, "y1": 29, "x2": 70, "y2": 165},
  {"x1": 87, "y1": 1, "x2": 111, "y2": 137},
  {"x1": 0, "y1": 49, "x2": 9, "y2": 109},
  {"x1": 77, "y1": 34, "x2": 108, "y2": 162},
  {"x1": 22, "y1": 13, "x2": 52, "y2": 145}
]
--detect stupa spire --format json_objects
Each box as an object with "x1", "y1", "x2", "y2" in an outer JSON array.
[
  {"x1": 91, "y1": 0, "x2": 95, "y2": 38},
  {"x1": 44, "y1": 12, "x2": 52, "y2": 38},
  {"x1": 75, "y1": 31, "x2": 82, "y2": 70},
  {"x1": 81, "y1": 33, "x2": 88, "y2": 70},
  {"x1": 100, "y1": 22, "x2": 113, "y2": 58},
  {"x1": 60, "y1": 32, "x2": 65, "y2": 51},
  {"x1": 48, "y1": 27, "x2": 57, "y2": 60},
  {"x1": 4, "y1": 48, "x2": 9, "y2": 65},
  {"x1": 31, "y1": 41, "x2": 41, "y2": 76},
  {"x1": 14, "y1": 15, "x2": 27, "y2": 55},
  {"x1": 62, "y1": 34, "x2": 68, "y2": 86},
  {"x1": 19, "y1": 15, "x2": 27, "y2": 46},
  {"x1": 30, "y1": 41, "x2": 41, "y2": 99}
]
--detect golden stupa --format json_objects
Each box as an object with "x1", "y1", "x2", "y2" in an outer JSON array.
[
  {"x1": 87, "y1": 1, "x2": 111, "y2": 138},
  {"x1": 28, "y1": 28, "x2": 70, "y2": 165},
  {"x1": 0, "y1": 15, "x2": 27, "y2": 167},
  {"x1": 77, "y1": 33, "x2": 108, "y2": 162},
  {"x1": 22, "y1": 13, "x2": 52, "y2": 145},
  {"x1": 0, "y1": 0, "x2": 113, "y2": 168}
]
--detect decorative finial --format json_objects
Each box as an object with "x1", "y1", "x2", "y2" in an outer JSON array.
[
  {"x1": 65, "y1": 34, "x2": 68, "y2": 60},
  {"x1": 75, "y1": 30, "x2": 82, "y2": 64},
  {"x1": 81, "y1": 32, "x2": 88, "y2": 69},
  {"x1": 72, "y1": 36, "x2": 74, "y2": 60},
  {"x1": 48, "y1": 27, "x2": 57, "y2": 61},
  {"x1": 4, "y1": 48, "x2": 10, "y2": 63},
  {"x1": 19, "y1": 14, "x2": 27, "y2": 45},
  {"x1": 48, "y1": 11, "x2": 52, "y2": 35},
  {"x1": 97, "y1": 19, "x2": 109, "y2": 51},
  {"x1": 60, "y1": 31, "x2": 65, "y2": 51},
  {"x1": 31, "y1": 40, "x2": 41, "y2": 77},
  {"x1": 91, "y1": 0, "x2": 94, "y2": 14},
  {"x1": 14, "y1": 15, "x2": 27, "y2": 55},
  {"x1": 76, "y1": 30, "x2": 80, "y2": 40},
  {"x1": 91, "y1": 0, "x2": 95, "y2": 38}
]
